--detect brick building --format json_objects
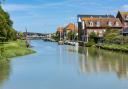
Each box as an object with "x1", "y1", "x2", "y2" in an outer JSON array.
[{"x1": 77, "y1": 14, "x2": 122, "y2": 42}]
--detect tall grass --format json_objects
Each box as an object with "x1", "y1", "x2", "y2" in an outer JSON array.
[
  {"x1": 0, "y1": 40, "x2": 35, "y2": 63},
  {"x1": 96, "y1": 44, "x2": 128, "y2": 53}
]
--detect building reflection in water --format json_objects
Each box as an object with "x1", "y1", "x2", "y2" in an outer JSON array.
[
  {"x1": 0, "y1": 62, "x2": 11, "y2": 88},
  {"x1": 77, "y1": 47, "x2": 128, "y2": 79}
]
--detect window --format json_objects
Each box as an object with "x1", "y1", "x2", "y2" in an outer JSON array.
[
  {"x1": 90, "y1": 21, "x2": 93, "y2": 26},
  {"x1": 115, "y1": 22, "x2": 119, "y2": 26},
  {"x1": 96, "y1": 21, "x2": 100, "y2": 27},
  {"x1": 126, "y1": 16, "x2": 128, "y2": 20},
  {"x1": 108, "y1": 21, "x2": 112, "y2": 26},
  {"x1": 82, "y1": 21, "x2": 85, "y2": 29}
]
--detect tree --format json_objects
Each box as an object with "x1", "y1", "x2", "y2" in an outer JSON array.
[
  {"x1": 89, "y1": 32, "x2": 98, "y2": 43},
  {"x1": 67, "y1": 31, "x2": 77, "y2": 41},
  {"x1": 0, "y1": 6, "x2": 16, "y2": 41},
  {"x1": 104, "y1": 29, "x2": 121, "y2": 44}
]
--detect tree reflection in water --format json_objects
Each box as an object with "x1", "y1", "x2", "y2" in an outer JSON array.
[
  {"x1": 0, "y1": 62, "x2": 10, "y2": 87},
  {"x1": 78, "y1": 47, "x2": 128, "y2": 79}
]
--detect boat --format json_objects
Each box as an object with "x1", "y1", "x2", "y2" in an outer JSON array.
[
  {"x1": 58, "y1": 41, "x2": 64, "y2": 45},
  {"x1": 64, "y1": 40, "x2": 70, "y2": 45},
  {"x1": 74, "y1": 42, "x2": 79, "y2": 46}
]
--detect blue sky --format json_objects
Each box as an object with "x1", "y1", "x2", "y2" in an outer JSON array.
[{"x1": 2, "y1": 0, "x2": 128, "y2": 33}]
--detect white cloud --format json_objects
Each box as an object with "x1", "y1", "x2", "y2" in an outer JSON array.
[
  {"x1": 2, "y1": 0, "x2": 102, "y2": 12},
  {"x1": 121, "y1": 5, "x2": 128, "y2": 11},
  {"x1": 1, "y1": 1, "x2": 69, "y2": 11},
  {"x1": 2, "y1": 4, "x2": 35, "y2": 11}
]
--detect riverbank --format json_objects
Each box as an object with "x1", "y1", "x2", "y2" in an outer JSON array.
[
  {"x1": 0, "y1": 40, "x2": 35, "y2": 64},
  {"x1": 96, "y1": 44, "x2": 128, "y2": 53},
  {"x1": 76, "y1": 41, "x2": 128, "y2": 53}
]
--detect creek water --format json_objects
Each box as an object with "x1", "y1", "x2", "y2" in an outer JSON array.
[{"x1": 0, "y1": 40, "x2": 128, "y2": 89}]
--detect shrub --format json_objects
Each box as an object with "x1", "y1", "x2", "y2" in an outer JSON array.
[{"x1": 85, "y1": 39, "x2": 95, "y2": 47}]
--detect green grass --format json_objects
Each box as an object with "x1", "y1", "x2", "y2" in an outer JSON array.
[{"x1": 0, "y1": 40, "x2": 35, "y2": 63}]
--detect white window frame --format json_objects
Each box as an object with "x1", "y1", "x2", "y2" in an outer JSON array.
[{"x1": 90, "y1": 21, "x2": 93, "y2": 27}]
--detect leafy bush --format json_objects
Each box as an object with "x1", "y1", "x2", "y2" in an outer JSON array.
[{"x1": 85, "y1": 39, "x2": 95, "y2": 47}]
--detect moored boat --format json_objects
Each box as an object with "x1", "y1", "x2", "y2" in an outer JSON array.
[
  {"x1": 58, "y1": 41, "x2": 64, "y2": 45},
  {"x1": 74, "y1": 42, "x2": 79, "y2": 46}
]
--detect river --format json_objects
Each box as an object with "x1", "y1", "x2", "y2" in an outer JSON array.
[{"x1": 0, "y1": 40, "x2": 128, "y2": 89}]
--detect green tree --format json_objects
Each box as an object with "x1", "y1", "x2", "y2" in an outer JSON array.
[
  {"x1": 89, "y1": 32, "x2": 98, "y2": 43},
  {"x1": 104, "y1": 29, "x2": 121, "y2": 44},
  {"x1": 0, "y1": 6, "x2": 16, "y2": 41},
  {"x1": 67, "y1": 31, "x2": 77, "y2": 40}
]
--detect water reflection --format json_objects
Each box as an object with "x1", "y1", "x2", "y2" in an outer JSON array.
[
  {"x1": 77, "y1": 47, "x2": 128, "y2": 79},
  {"x1": 0, "y1": 41, "x2": 127, "y2": 89},
  {"x1": 0, "y1": 62, "x2": 10, "y2": 87}
]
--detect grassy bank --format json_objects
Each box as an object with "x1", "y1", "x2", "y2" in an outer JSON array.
[
  {"x1": 96, "y1": 44, "x2": 128, "y2": 53},
  {"x1": 0, "y1": 40, "x2": 35, "y2": 63}
]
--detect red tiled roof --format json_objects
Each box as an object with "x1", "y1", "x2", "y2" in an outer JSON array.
[
  {"x1": 65, "y1": 23, "x2": 77, "y2": 31},
  {"x1": 81, "y1": 17, "x2": 122, "y2": 27},
  {"x1": 120, "y1": 12, "x2": 128, "y2": 21}
]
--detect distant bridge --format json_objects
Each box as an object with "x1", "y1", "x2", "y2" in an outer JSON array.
[{"x1": 23, "y1": 32, "x2": 52, "y2": 40}]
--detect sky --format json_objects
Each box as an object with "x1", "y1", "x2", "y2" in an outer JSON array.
[{"x1": 1, "y1": 0, "x2": 128, "y2": 33}]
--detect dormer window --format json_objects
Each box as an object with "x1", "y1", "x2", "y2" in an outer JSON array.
[
  {"x1": 96, "y1": 21, "x2": 100, "y2": 27},
  {"x1": 115, "y1": 22, "x2": 119, "y2": 26},
  {"x1": 108, "y1": 21, "x2": 112, "y2": 26},
  {"x1": 90, "y1": 21, "x2": 93, "y2": 27}
]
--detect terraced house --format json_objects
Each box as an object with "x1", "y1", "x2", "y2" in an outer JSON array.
[
  {"x1": 63, "y1": 23, "x2": 77, "y2": 40},
  {"x1": 116, "y1": 11, "x2": 128, "y2": 36},
  {"x1": 77, "y1": 14, "x2": 123, "y2": 42}
]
